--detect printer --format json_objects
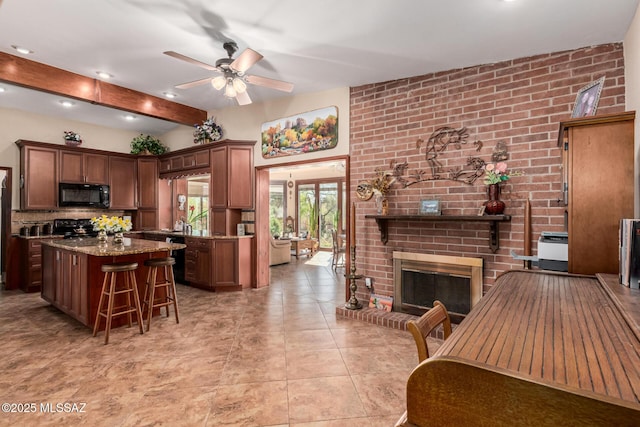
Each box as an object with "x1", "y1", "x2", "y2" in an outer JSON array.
[{"x1": 537, "y1": 231, "x2": 568, "y2": 272}]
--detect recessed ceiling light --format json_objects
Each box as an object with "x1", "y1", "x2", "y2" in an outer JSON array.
[
  {"x1": 0, "y1": 87, "x2": 5, "y2": 93},
  {"x1": 11, "y1": 45, "x2": 33, "y2": 55},
  {"x1": 96, "y1": 71, "x2": 113, "y2": 79},
  {"x1": 59, "y1": 100, "x2": 75, "y2": 108},
  {"x1": 163, "y1": 92, "x2": 177, "y2": 99},
  {"x1": 124, "y1": 114, "x2": 136, "y2": 121}
]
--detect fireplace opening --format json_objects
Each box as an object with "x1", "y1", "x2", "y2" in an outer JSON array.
[
  {"x1": 402, "y1": 270, "x2": 471, "y2": 316},
  {"x1": 393, "y1": 252, "x2": 483, "y2": 322}
]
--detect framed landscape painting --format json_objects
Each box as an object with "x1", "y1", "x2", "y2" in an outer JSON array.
[{"x1": 261, "y1": 106, "x2": 338, "y2": 158}]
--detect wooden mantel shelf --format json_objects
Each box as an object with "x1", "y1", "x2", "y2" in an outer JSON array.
[{"x1": 364, "y1": 214, "x2": 512, "y2": 253}]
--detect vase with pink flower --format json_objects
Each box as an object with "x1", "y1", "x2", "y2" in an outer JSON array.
[{"x1": 482, "y1": 162, "x2": 523, "y2": 215}]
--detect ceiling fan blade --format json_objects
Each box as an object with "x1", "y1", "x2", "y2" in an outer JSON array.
[
  {"x1": 163, "y1": 51, "x2": 218, "y2": 71},
  {"x1": 230, "y1": 48, "x2": 263, "y2": 73},
  {"x1": 245, "y1": 74, "x2": 294, "y2": 92},
  {"x1": 236, "y1": 90, "x2": 252, "y2": 106},
  {"x1": 175, "y1": 77, "x2": 213, "y2": 89}
]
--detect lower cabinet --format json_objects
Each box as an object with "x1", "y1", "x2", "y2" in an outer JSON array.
[
  {"x1": 185, "y1": 237, "x2": 211, "y2": 288},
  {"x1": 41, "y1": 247, "x2": 89, "y2": 325},
  {"x1": 184, "y1": 237, "x2": 253, "y2": 291},
  {"x1": 20, "y1": 237, "x2": 63, "y2": 293}
]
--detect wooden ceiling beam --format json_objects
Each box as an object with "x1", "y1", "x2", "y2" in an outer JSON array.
[{"x1": 0, "y1": 51, "x2": 206, "y2": 127}]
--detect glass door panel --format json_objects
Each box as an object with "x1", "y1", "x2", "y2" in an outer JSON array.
[{"x1": 319, "y1": 183, "x2": 338, "y2": 249}]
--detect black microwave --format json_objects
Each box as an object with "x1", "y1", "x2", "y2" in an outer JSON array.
[{"x1": 59, "y1": 183, "x2": 110, "y2": 208}]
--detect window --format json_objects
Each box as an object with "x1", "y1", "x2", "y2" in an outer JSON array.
[
  {"x1": 269, "y1": 181, "x2": 286, "y2": 237},
  {"x1": 186, "y1": 175, "x2": 209, "y2": 232}
]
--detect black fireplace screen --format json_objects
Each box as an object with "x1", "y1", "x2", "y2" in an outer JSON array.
[{"x1": 401, "y1": 270, "x2": 471, "y2": 316}]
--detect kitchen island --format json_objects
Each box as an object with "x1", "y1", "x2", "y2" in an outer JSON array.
[{"x1": 40, "y1": 237, "x2": 186, "y2": 330}]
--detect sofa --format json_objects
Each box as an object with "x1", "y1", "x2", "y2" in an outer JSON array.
[{"x1": 270, "y1": 237, "x2": 291, "y2": 266}]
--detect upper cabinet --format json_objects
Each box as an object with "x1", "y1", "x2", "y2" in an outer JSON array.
[
  {"x1": 108, "y1": 155, "x2": 137, "y2": 210},
  {"x1": 159, "y1": 146, "x2": 211, "y2": 177},
  {"x1": 60, "y1": 150, "x2": 109, "y2": 184},
  {"x1": 210, "y1": 142, "x2": 254, "y2": 209},
  {"x1": 17, "y1": 140, "x2": 58, "y2": 210}
]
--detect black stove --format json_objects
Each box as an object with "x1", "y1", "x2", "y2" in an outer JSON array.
[{"x1": 52, "y1": 219, "x2": 98, "y2": 239}]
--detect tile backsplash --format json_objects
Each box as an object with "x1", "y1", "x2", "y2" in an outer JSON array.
[{"x1": 11, "y1": 209, "x2": 126, "y2": 234}]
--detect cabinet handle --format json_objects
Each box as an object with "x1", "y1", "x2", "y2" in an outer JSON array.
[
  {"x1": 20, "y1": 175, "x2": 24, "y2": 188},
  {"x1": 72, "y1": 255, "x2": 77, "y2": 265}
]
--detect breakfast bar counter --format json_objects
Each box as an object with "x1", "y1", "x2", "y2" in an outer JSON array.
[{"x1": 40, "y1": 238, "x2": 186, "y2": 329}]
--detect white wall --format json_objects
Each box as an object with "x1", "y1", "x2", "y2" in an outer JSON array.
[
  {"x1": 625, "y1": 2, "x2": 640, "y2": 215},
  {"x1": 207, "y1": 87, "x2": 350, "y2": 168}
]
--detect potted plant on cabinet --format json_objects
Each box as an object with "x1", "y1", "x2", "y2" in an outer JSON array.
[{"x1": 130, "y1": 134, "x2": 167, "y2": 155}]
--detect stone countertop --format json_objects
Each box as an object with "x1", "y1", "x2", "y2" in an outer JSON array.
[
  {"x1": 13, "y1": 234, "x2": 64, "y2": 240},
  {"x1": 143, "y1": 230, "x2": 254, "y2": 240},
  {"x1": 40, "y1": 237, "x2": 186, "y2": 256}
]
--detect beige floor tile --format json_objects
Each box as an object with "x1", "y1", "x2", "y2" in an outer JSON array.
[
  {"x1": 286, "y1": 348, "x2": 349, "y2": 380},
  {"x1": 207, "y1": 381, "x2": 289, "y2": 426},
  {"x1": 287, "y1": 376, "x2": 367, "y2": 423},
  {"x1": 0, "y1": 257, "x2": 415, "y2": 426}
]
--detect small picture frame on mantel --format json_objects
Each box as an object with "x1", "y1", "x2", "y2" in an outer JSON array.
[{"x1": 419, "y1": 199, "x2": 441, "y2": 216}]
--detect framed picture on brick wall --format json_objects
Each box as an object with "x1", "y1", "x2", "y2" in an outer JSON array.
[{"x1": 571, "y1": 76, "x2": 605, "y2": 118}]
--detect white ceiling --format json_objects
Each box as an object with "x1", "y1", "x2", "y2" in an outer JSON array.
[{"x1": 0, "y1": 0, "x2": 638, "y2": 134}]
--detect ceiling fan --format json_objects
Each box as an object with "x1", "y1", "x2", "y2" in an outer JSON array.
[{"x1": 164, "y1": 41, "x2": 294, "y2": 105}]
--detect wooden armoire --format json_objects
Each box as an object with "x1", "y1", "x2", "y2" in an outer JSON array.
[{"x1": 558, "y1": 111, "x2": 635, "y2": 275}]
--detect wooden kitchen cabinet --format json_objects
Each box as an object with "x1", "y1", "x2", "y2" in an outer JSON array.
[
  {"x1": 59, "y1": 150, "x2": 109, "y2": 184},
  {"x1": 210, "y1": 142, "x2": 254, "y2": 209},
  {"x1": 558, "y1": 111, "x2": 635, "y2": 275},
  {"x1": 184, "y1": 237, "x2": 212, "y2": 288},
  {"x1": 19, "y1": 238, "x2": 43, "y2": 292},
  {"x1": 159, "y1": 148, "x2": 210, "y2": 175},
  {"x1": 41, "y1": 247, "x2": 89, "y2": 325},
  {"x1": 109, "y1": 155, "x2": 137, "y2": 209},
  {"x1": 17, "y1": 141, "x2": 58, "y2": 210},
  {"x1": 136, "y1": 157, "x2": 159, "y2": 229}
]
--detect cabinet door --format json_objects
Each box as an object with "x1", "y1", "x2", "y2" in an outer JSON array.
[
  {"x1": 159, "y1": 158, "x2": 171, "y2": 173},
  {"x1": 227, "y1": 146, "x2": 253, "y2": 208},
  {"x1": 136, "y1": 209, "x2": 158, "y2": 230},
  {"x1": 41, "y1": 246, "x2": 55, "y2": 302},
  {"x1": 567, "y1": 119, "x2": 634, "y2": 275},
  {"x1": 21, "y1": 145, "x2": 58, "y2": 209},
  {"x1": 196, "y1": 245, "x2": 211, "y2": 286},
  {"x1": 137, "y1": 157, "x2": 158, "y2": 209},
  {"x1": 109, "y1": 156, "x2": 137, "y2": 209},
  {"x1": 59, "y1": 151, "x2": 84, "y2": 183},
  {"x1": 213, "y1": 240, "x2": 238, "y2": 287},
  {"x1": 67, "y1": 253, "x2": 88, "y2": 324},
  {"x1": 60, "y1": 152, "x2": 109, "y2": 184},
  {"x1": 84, "y1": 153, "x2": 109, "y2": 184},
  {"x1": 210, "y1": 147, "x2": 228, "y2": 208}
]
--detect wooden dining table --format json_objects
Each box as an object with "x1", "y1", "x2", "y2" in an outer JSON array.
[{"x1": 398, "y1": 270, "x2": 640, "y2": 426}]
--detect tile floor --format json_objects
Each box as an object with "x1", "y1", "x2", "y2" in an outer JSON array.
[{"x1": 0, "y1": 255, "x2": 441, "y2": 427}]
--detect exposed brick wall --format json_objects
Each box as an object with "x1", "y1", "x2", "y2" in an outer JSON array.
[{"x1": 349, "y1": 43, "x2": 626, "y2": 302}]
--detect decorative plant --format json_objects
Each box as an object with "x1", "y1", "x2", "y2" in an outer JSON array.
[
  {"x1": 369, "y1": 167, "x2": 396, "y2": 196},
  {"x1": 90, "y1": 215, "x2": 132, "y2": 233},
  {"x1": 187, "y1": 204, "x2": 208, "y2": 224},
  {"x1": 64, "y1": 130, "x2": 82, "y2": 144},
  {"x1": 483, "y1": 162, "x2": 523, "y2": 185},
  {"x1": 193, "y1": 116, "x2": 223, "y2": 144},
  {"x1": 130, "y1": 134, "x2": 167, "y2": 155}
]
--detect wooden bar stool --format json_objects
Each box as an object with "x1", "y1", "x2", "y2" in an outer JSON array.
[
  {"x1": 142, "y1": 257, "x2": 180, "y2": 331},
  {"x1": 93, "y1": 262, "x2": 144, "y2": 344}
]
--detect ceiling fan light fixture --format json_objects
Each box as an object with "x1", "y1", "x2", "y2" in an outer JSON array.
[
  {"x1": 224, "y1": 82, "x2": 237, "y2": 98},
  {"x1": 232, "y1": 77, "x2": 247, "y2": 94},
  {"x1": 211, "y1": 75, "x2": 226, "y2": 90}
]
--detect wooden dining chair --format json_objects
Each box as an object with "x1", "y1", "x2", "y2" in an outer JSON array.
[{"x1": 407, "y1": 300, "x2": 452, "y2": 363}]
